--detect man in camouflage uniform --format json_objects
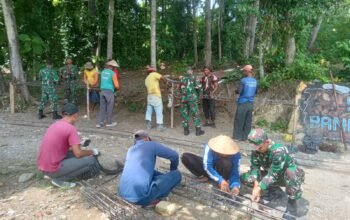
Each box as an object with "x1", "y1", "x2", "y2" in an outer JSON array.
[
  {"x1": 38, "y1": 60, "x2": 62, "y2": 120},
  {"x1": 241, "y1": 128, "x2": 305, "y2": 220},
  {"x1": 178, "y1": 67, "x2": 204, "y2": 136},
  {"x1": 60, "y1": 57, "x2": 79, "y2": 104}
]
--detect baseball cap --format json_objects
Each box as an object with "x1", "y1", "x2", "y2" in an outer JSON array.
[
  {"x1": 134, "y1": 130, "x2": 151, "y2": 141},
  {"x1": 247, "y1": 128, "x2": 268, "y2": 149},
  {"x1": 62, "y1": 103, "x2": 79, "y2": 115}
]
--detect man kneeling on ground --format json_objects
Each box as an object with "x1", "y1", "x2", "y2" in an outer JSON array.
[
  {"x1": 118, "y1": 130, "x2": 181, "y2": 207},
  {"x1": 37, "y1": 103, "x2": 100, "y2": 188},
  {"x1": 241, "y1": 128, "x2": 305, "y2": 220},
  {"x1": 182, "y1": 135, "x2": 241, "y2": 196}
]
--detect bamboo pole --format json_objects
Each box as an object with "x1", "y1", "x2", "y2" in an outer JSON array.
[
  {"x1": 9, "y1": 82, "x2": 15, "y2": 114},
  {"x1": 86, "y1": 84, "x2": 90, "y2": 120},
  {"x1": 329, "y1": 70, "x2": 348, "y2": 150},
  {"x1": 171, "y1": 82, "x2": 174, "y2": 128}
]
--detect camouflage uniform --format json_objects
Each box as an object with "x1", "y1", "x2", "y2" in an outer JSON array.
[
  {"x1": 60, "y1": 64, "x2": 79, "y2": 104},
  {"x1": 38, "y1": 66, "x2": 59, "y2": 112},
  {"x1": 241, "y1": 142, "x2": 305, "y2": 200},
  {"x1": 179, "y1": 73, "x2": 201, "y2": 128}
]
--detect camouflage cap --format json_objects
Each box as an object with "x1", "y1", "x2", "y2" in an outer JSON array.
[{"x1": 248, "y1": 128, "x2": 268, "y2": 149}]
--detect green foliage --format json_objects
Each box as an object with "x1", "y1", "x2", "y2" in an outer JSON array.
[
  {"x1": 336, "y1": 40, "x2": 350, "y2": 69},
  {"x1": 270, "y1": 118, "x2": 289, "y2": 132},
  {"x1": 126, "y1": 100, "x2": 143, "y2": 113},
  {"x1": 255, "y1": 118, "x2": 269, "y2": 128}
]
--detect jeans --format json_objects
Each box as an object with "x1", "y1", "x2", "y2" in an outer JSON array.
[
  {"x1": 233, "y1": 102, "x2": 254, "y2": 140},
  {"x1": 145, "y1": 95, "x2": 163, "y2": 124},
  {"x1": 43, "y1": 151, "x2": 99, "y2": 181},
  {"x1": 135, "y1": 170, "x2": 182, "y2": 206},
  {"x1": 97, "y1": 90, "x2": 115, "y2": 125}
]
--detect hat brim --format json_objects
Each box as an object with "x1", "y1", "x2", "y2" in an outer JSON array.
[{"x1": 208, "y1": 135, "x2": 240, "y2": 155}]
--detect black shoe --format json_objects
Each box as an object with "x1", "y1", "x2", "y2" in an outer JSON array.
[
  {"x1": 195, "y1": 127, "x2": 205, "y2": 136},
  {"x1": 209, "y1": 122, "x2": 216, "y2": 128},
  {"x1": 184, "y1": 126, "x2": 189, "y2": 136},
  {"x1": 282, "y1": 199, "x2": 297, "y2": 220},
  {"x1": 203, "y1": 120, "x2": 211, "y2": 127},
  {"x1": 53, "y1": 111, "x2": 62, "y2": 120},
  {"x1": 38, "y1": 110, "x2": 46, "y2": 119}
]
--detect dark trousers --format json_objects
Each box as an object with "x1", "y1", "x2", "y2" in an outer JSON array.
[
  {"x1": 202, "y1": 98, "x2": 216, "y2": 121},
  {"x1": 233, "y1": 102, "x2": 254, "y2": 141},
  {"x1": 181, "y1": 153, "x2": 232, "y2": 180}
]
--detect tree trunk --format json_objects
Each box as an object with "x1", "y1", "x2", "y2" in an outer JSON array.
[
  {"x1": 248, "y1": 0, "x2": 259, "y2": 56},
  {"x1": 204, "y1": 0, "x2": 212, "y2": 67},
  {"x1": 308, "y1": 14, "x2": 323, "y2": 51},
  {"x1": 0, "y1": 72, "x2": 6, "y2": 95},
  {"x1": 192, "y1": 0, "x2": 198, "y2": 67},
  {"x1": 217, "y1": 0, "x2": 223, "y2": 62},
  {"x1": 150, "y1": 0, "x2": 157, "y2": 67},
  {"x1": 243, "y1": 18, "x2": 250, "y2": 59},
  {"x1": 107, "y1": 0, "x2": 115, "y2": 59},
  {"x1": 285, "y1": 34, "x2": 296, "y2": 65},
  {"x1": 1, "y1": 0, "x2": 30, "y2": 102},
  {"x1": 258, "y1": 41, "x2": 264, "y2": 79},
  {"x1": 88, "y1": 0, "x2": 96, "y2": 16}
]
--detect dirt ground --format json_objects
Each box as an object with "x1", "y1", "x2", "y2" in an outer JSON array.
[{"x1": 1, "y1": 71, "x2": 350, "y2": 219}]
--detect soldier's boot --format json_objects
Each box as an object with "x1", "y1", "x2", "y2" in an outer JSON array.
[
  {"x1": 184, "y1": 126, "x2": 190, "y2": 136},
  {"x1": 53, "y1": 111, "x2": 62, "y2": 120},
  {"x1": 146, "y1": 120, "x2": 152, "y2": 129},
  {"x1": 195, "y1": 126, "x2": 205, "y2": 136},
  {"x1": 38, "y1": 110, "x2": 46, "y2": 120},
  {"x1": 282, "y1": 199, "x2": 297, "y2": 220}
]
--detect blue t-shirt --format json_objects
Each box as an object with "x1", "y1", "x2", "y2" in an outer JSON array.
[
  {"x1": 203, "y1": 144, "x2": 241, "y2": 189},
  {"x1": 237, "y1": 76, "x2": 257, "y2": 104},
  {"x1": 118, "y1": 140, "x2": 179, "y2": 203}
]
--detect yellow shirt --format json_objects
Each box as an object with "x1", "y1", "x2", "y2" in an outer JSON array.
[
  {"x1": 145, "y1": 72, "x2": 162, "y2": 97},
  {"x1": 84, "y1": 69, "x2": 98, "y2": 86}
]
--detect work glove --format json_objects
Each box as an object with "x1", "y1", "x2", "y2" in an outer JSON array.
[
  {"x1": 92, "y1": 148, "x2": 100, "y2": 156},
  {"x1": 80, "y1": 138, "x2": 91, "y2": 147}
]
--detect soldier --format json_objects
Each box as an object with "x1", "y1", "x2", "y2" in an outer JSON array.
[
  {"x1": 178, "y1": 67, "x2": 204, "y2": 136},
  {"x1": 38, "y1": 60, "x2": 62, "y2": 120},
  {"x1": 60, "y1": 57, "x2": 79, "y2": 104},
  {"x1": 241, "y1": 128, "x2": 305, "y2": 220}
]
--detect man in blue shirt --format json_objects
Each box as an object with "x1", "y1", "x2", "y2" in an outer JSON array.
[
  {"x1": 233, "y1": 64, "x2": 257, "y2": 141},
  {"x1": 181, "y1": 135, "x2": 241, "y2": 195},
  {"x1": 118, "y1": 130, "x2": 181, "y2": 207}
]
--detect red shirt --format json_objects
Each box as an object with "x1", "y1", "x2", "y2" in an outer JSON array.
[{"x1": 37, "y1": 119, "x2": 81, "y2": 172}]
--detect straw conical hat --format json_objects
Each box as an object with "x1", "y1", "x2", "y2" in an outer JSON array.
[
  {"x1": 208, "y1": 135, "x2": 239, "y2": 155},
  {"x1": 106, "y1": 60, "x2": 119, "y2": 67}
]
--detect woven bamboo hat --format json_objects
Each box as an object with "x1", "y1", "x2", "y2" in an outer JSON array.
[
  {"x1": 106, "y1": 59, "x2": 119, "y2": 67},
  {"x1": 208, "y1": 135, "x2": 240, "y2": 155}
]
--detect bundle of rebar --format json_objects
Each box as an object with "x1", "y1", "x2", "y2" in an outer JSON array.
[{"x1": 79, "y1": 180, "x2": 144, "y2": 220}]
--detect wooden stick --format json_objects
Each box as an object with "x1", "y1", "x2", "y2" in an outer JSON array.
[
  {"x1": 171, "y1": 82, "x2": 174, "y2": 128},
  {"x1": 330, "y1": 70, "x2": 348, "y2": 150},
  {"x1": 86, "y1": 84, "x2": 90, "y2": 120},
  {"x1": 9, "y1": 82, "x2": 15, "y2": 114}
]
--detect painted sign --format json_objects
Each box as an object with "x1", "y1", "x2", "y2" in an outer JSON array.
[{"x1": 300, "y1": 83, "x2": 350, "y2": 142}]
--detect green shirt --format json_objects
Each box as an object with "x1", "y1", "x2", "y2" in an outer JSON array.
[
  {"x1": 60, "y1": 64, "x2": 78, "y2": 80},
  {"x1": 250, "y1": 143, "x2": 296, "y2": 190},
  {"x1": 179, "y1": 74, "x2": 200, "y2": 102},
  {"x1": 39, "y1": 67, "x2": 59, "y2": 88}
]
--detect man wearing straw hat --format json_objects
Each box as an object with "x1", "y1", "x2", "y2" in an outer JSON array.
[
  {"x1": 181, "y1": 135, "x2": 241, "y2": 195},
  {"x1": 96, "y1": 60, "x2": 120, "y2": 128},
  {"x1": 241, "y1": 128, "x2": 305, "y2": 220},
  {"x1": 119, "y1": 130, "x2": 181, "y2": 207}
]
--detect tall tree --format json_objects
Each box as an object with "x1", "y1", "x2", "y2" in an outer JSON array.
[
  {"x1": 150, "y1": 0, "x2": 157, "y2": 67},
  {"x1": 192, "y1": 0, "x2": 198, "y2": 67},
  {"x1": 107, "y1": 0, "x2": 115, "y2": 59},
  {"x1": 1, "y1": 0, "x2": 31, "y2": 102},
  {"x1": 217, "y1": 0, "x2": 223, "y2": 62},
  {"x1": 307, "y1": 14, "x2": 323, "y2": 51},
  {"x1": 243, "y1": 0, "x2": 259, "y2": 59},
  {"x1": 204, "y1": 0, "x2": 212, "y2": 67}
]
